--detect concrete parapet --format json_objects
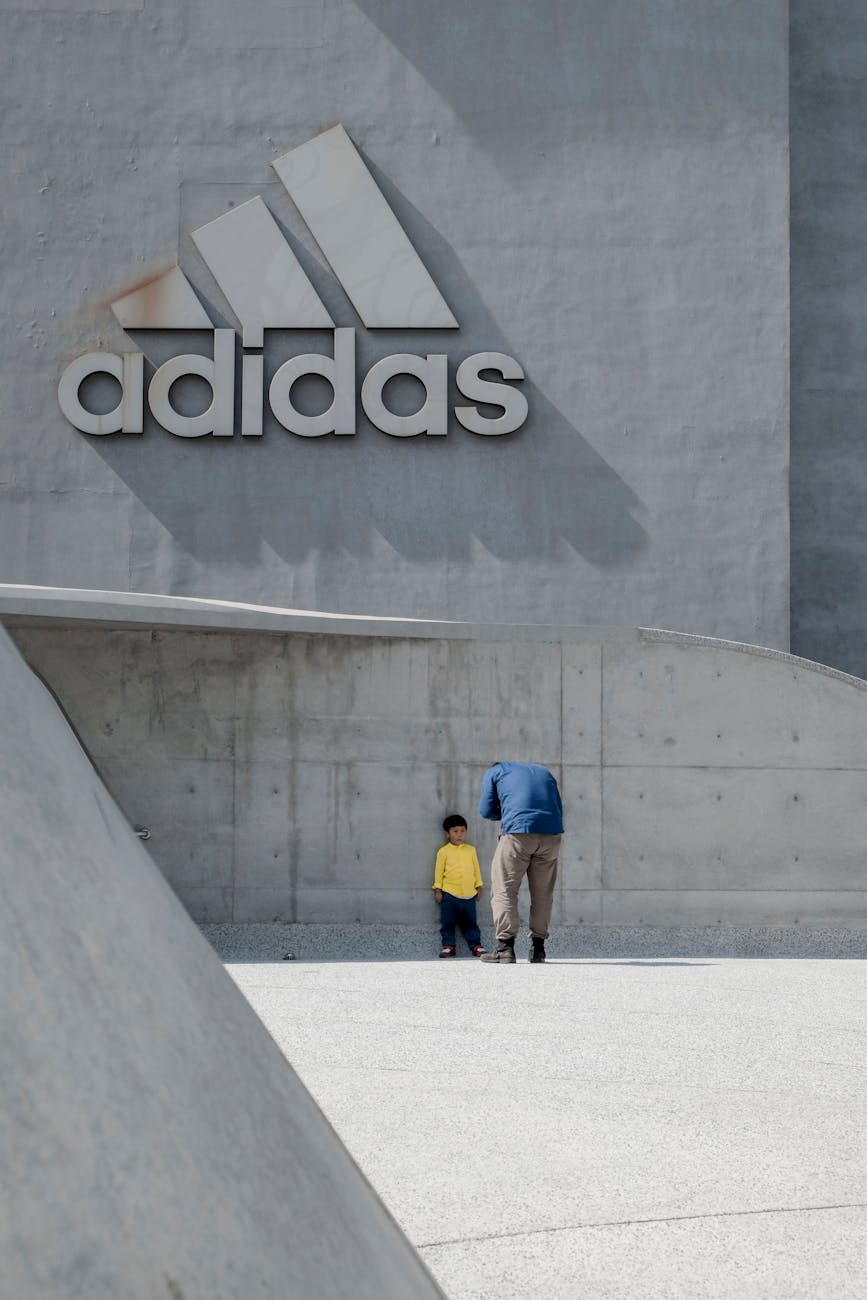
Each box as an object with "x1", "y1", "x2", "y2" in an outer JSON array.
[{"x1": 3, "y1": 585, "x2": 867, "y2": 930}]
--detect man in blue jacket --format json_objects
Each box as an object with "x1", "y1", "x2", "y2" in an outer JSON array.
[{"x1": 477, "y1": 761, "x2": 564, "y2": 964}]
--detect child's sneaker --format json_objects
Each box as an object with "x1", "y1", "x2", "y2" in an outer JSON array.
[
  {"x1": 471, "y1": 944, "x2": 487, "y2": 957},
  {"x1": 438, "y1": 945, "x2": 456, "y2": 958}
]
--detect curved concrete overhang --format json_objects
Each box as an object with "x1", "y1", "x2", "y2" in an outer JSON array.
[{"x1": 1, "y1": 583, "x2": 864, "y2": 692}]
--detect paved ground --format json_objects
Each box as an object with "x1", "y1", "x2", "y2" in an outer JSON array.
[{"x1": 206, "y1": 927, "x2": 867, "y2": 1299}]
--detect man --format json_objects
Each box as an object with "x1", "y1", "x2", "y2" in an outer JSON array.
[{"x1": 477, "y1": 761, "x2": 564, "y2": 965}]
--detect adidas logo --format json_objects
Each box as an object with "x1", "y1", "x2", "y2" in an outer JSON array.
[{"x1": 58, "y1": 124, "x2": 528, "y2": 441}]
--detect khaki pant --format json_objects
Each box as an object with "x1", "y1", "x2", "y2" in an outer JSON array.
[{"x1": 490, "y1": 833, "x2": 561, "y2": 941}]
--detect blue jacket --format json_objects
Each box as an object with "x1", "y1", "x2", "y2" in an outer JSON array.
[{"x1": 478, "y1": 762, "x2": 564, "y2": 835}]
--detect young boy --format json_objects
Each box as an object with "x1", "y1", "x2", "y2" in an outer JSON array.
[{"x1": 433, "y1": 814, "x2": 487, "y2": 957}]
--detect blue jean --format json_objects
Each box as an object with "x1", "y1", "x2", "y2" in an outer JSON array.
[{"x1": 440, "y1": 892, "x2": 481, "y2": 949}]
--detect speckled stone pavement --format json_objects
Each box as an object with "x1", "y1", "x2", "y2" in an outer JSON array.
[{"x1": 204, "y1": 925, "x2": 867, "y2": 1299}]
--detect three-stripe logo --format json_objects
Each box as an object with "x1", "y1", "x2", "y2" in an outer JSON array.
[{"x1": 58, "y1": 124, "x2": 528, "y2": 440}]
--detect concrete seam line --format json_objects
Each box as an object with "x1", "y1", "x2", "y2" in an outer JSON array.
[
  {"x1": 589, "y1": 887, "x2": 867, "y2": 893},
  {"x1": 601, "y1": 764, "x2": 867, "y2": 772},
  {"x1": 600, "y1": 640, "x2": 606, "y2": 893},
  {"x1": 416, "y1": 1200, "x2": 867, "y2": 1249}
]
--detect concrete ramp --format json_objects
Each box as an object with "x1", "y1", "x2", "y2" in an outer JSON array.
[{"x1": 0, "y1": 626, "x2": 442, "y2": 1299}]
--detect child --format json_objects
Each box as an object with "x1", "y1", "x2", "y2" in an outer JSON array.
[{"x1": 433, "y1": 814, "x2": 487, "y2": 957}]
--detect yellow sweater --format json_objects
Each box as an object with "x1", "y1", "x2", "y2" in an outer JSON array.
[{"x1": 432, "y1": 842, "x2": 483, "y2": 899}]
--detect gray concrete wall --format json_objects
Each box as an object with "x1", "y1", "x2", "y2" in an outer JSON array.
[
  {"x1": 0, "y1": 623, "x2": 443, "y2": 1300},
  {"x1": 7, "y1": 593, "x2": 867, "y2": 929},
  {"x1": 790, "y1": 1, "x2": 867, "y2": 676},
  {"x1": 0, "y1": 0, "x2": 789, "y2": 647}
]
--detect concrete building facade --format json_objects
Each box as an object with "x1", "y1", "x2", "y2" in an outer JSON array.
[
  {"x1": 790, "y1": 0, "x2": 867, "y2": 677},
  {"x1": 1, "y1": 0, "x2": 790, "y2": 647},
  {"x1": 4, "y1": 2, "x2": 867, "y2": 930}
]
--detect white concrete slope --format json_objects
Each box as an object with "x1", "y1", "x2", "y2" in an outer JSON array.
[{"x1": 0, "y1": 625, "x2": 443, "y2": 1300}]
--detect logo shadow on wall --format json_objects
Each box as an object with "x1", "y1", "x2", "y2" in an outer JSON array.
[{"x1": 79, "y1": 128, "x2": 647, "y2": 585}]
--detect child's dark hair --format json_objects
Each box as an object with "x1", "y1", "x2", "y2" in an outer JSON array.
[{"x1": 442, "y1": 813, "x2": 467, "y2": 833}]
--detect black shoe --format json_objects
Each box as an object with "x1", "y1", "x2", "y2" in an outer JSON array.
[
  {"x1": 529, "y1": 938, "x2": 546, "y2": 963},
  {"x1": 480, "y1": 941, "x2": 516, "y2": 964}
]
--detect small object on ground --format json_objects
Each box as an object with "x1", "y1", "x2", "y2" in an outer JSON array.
[
  {"x1": 471, "y1": 944, "x2": 487, "y2": 957},
  {"x1": 529, "y1": 938, "x2": 546, "y2": 964},
  {"x1": 438, "y1": 945, "x2": 457, "y2": 958},
  {"x1": 134, "y1": 825, "x2": 150, "y2": 840},
  {"x1": 282, "y1": 952, "x2": 296, "y2": 961}
]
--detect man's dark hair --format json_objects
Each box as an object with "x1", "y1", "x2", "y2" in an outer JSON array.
[{"x1": 442, "y1": 813, "x2": 468, "y2": 833}]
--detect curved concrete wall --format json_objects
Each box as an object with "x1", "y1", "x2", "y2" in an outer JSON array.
[
  {"x1": 0, "y1": 623, "x2": 443, "y2": 1299},
  {"x1": 3, "y1": 586, "x2": 867, "y2": 930}
]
